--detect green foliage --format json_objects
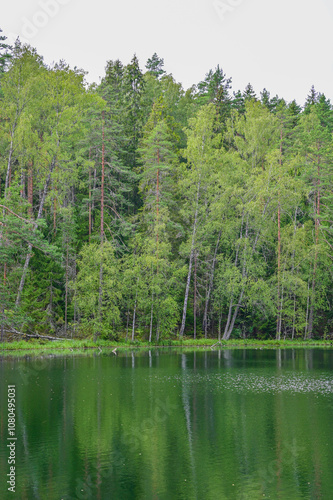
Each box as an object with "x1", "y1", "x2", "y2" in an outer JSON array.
[
  {"x1": 1, "y1": 46, "x2": 333, "y2": 344},
  {"x1": 73, "y1": 242, "x2": 121, "y2": 339},
  {"x1": 0, "y1": 28, "x2": 12, "y2": 96},
  {"x1": 145, "y1": 53, "x2": 166, "y2": 79}
]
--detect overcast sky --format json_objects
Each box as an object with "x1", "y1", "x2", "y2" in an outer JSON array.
[{"x1": 2, "y1": 0, "x2": 333, "y2": 106}]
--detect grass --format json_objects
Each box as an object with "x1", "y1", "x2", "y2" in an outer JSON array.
[{"x1": 1, "y1": 336, "x2": 332, "y2": 357}]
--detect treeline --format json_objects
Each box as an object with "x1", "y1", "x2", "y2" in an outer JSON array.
[{"x1": 1, "y1": 36, "x2": 333, "y2": 342}]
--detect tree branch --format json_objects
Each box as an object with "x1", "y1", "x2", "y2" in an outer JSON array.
[
  {"x1": 0, "y1": 205, "x2": 34, "y2": 224},
  {"x1": 5, "y1": 329, "x2": 71, "y2": 341}
]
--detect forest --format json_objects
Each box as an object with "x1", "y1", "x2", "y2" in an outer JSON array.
[{"x1": 1, "y1": 32, "x2": 333, "y2": 343}]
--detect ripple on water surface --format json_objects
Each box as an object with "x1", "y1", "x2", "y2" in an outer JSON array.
[{"x1": 152, "y1": 371, "x2": 333, "y2": 395}]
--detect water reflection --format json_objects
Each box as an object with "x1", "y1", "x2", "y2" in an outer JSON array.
[{"x1": 0, "y1": 348, "x2": 332, "y2": 500}]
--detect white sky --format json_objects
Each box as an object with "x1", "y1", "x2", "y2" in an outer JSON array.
[{"x1": 2, "y1": 0, "x2": 333, "y2": 106}]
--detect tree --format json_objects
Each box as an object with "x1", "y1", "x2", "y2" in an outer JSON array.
[
  {"x1": 178, "y1": 104, "x2": 221, "y2": 337},
  {"x1": 304, "y1": 85, "x2": 318, "y2": 110},
  {"x1": 73, "y1": 242, "x2": 121, "y2": 339},
  {"x1": 145, "y1": 53, "x2": 166, "y2": 79},
  {"x1": 296, "y1": 100, "x2": 333, "y2": 337},
  {"x1": 123, "y1": 55, "x2": 145, "y2": 172},
  {"x1": 136, "y1": 110, "x2": 179, "y2": 340},
  {"x1": 196, "y1": 66, "x2": 232, "y2": 125},
  {"x1": 243, "y1": 83, "x2": 257, "y2": 102},
  {"x1": 0, "y1": 28, "x2": 12, "y2": 83}
]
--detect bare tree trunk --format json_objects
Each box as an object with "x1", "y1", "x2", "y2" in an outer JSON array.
[
  {"x1": 20, "y1": 169, "x2": 25, "y2": 198},
  {"x1": 100, "y1": 117, "x2": 105, "y2": 241},
  {"x1": 89, "y1": 149, "x2": 92, "y2": 242},
  {"x1": 96, "y1": 117, "x2": 105, "y2": 342},
  {"x1": 203, "y1": 231, "x2": 221, "y2": 338},
  {"x1": 292, "y1": 294, "x2": 296, "y2": 340},
  {"x1": 223, "y1": 213, "x2": 245, "y2": 338},
  {"x1": 156, "y1": 320, "x2": 160, "y2": 343},
  {"x1": 5, "y1": 135, "x2": 15, "y2": 193},
  {"x1": 276, "y1": 126, "x2": 282, "y2": 339},
  {"x1": 179, "y1": 180, "x2": 201, "y2": 338},
  {"x1": 223, "y1": 289, "x2": 245, "y2": 340},
  {"x1": 149, "y1": 292, "x2": 154, "y2": 343},
  {"x1": 307, "y1": 153, "x2": 321, "y2": 338},
  {"x1": 96, "y1": 245, "x2": 103, "y2": 342},
  {"x1": 65, "y1": 242, "x2": 69, "y2": 337},
  {"x1": 92, "y1": 167, "x2": 97, "y2": 232},
  {"x1": 132, "y1": 290, "x2": 137, "y2": 342},
  {"x1": 126, "y1": 309, "x2": 130, "y2": 341},
  {"x1": 1, "y1": 263, "x2": 6, "y2": 342},
  {"x1": 53, "y1": 196, "x2": 57, "y2": 237},
  {"x1": 277, "y1": 196, "x2": 281, "y2": 338},
  {"x1": 218, "y1": 311, "x2": 222, "y2": 341},
  {"x1": 223, "y1": 294, "x2": 234, "y2": 340},
  {"x1": 194, "y1": 251, "x2": 197, "y2": 339},
  {"x1": 28, "y1": 163, "x2": 33, "y2": 218},
  {"x1": 156, "y1": 148, "x2": 160, "y2": 260},
  {"x1": 290, "y1": 206, "x2": 298, "y2": 340},
  {"x1": 277, "y1": 268, "x2": 285, "y2": 341},
  {"x1": 304, "y1": 279, "x2": 311, "y2": 339},
  {"x1": 89, "y1": 166, "x2": 92, "y2": 242},
  {"x1": 73, "y1": 260, "x2": 77, "y2": 338},
  {"x1": 223, "y1": 215, "x2": 249, "y2": 340}
]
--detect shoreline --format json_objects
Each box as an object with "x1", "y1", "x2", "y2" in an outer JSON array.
[{"x1": 1, "y1": 338, "x2": 333, "y2": 357}]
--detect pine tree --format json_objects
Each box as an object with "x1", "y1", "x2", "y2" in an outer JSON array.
[
  {"x1": 196, "y1": 66, "x2": 232, "y2": 125},
  {"x1": 243, "y1": 83, "x2": 257, "y2": 102},
  {"x1": 145, "y1": 53, "x2": 166, "y2": 79},
  {"x1": 136, "y1": 110, "x2": 179, "y2": 340},
  {"x1": 0, "y1": 28, "x2": 12, "y2": 81}
]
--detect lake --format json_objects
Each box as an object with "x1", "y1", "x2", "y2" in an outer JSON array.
[{"x1": 1, "y1": 348, "x2": 333, "y2": 499}]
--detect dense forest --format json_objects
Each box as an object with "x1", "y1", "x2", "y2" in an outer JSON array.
[{"x1": 1, "y1": 32, "x2": 333, "y2": 342}]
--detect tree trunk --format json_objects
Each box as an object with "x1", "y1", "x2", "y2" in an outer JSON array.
[
  {"x1": 1, "y1": 263, "x2": 6, "y2": 342},
  {"x1": 194, "y1": 250, "x2": 197, "y2": 339},
  {"x1": 149, "y1": 292, "x2": 154, "y2": 343},
  {"x1": 132, "y1": 290, "x2": 137, "y2": 341},
  {"x1": 277, "y1": 267, "x2": 286, "y2": 341},
  {"x1": 203, "y1": 231, "x2": 221, "y2": 338},
  {"x1": 223, "y1": 213, "x2": 245, "y2": 338},
  {"x1": 65, "y1": 242, "x2": 69, "y2": 337},
  {"x1": 307, "y1": 156, "x2": 321, "y2": 338},
  {"x1": 304, "y1": 279, "x2": 311, "y2": 339},
  {"x1": 96, "y1": 244, "x2": 103, "y2": 342},
  {"x1": 16, "y1": 156, "x2": 57, "y2": 307},
  {"x1": 73, "y1": 259, "x2": 77, "y2": 338},
  {"x1": 5, "y1": 135, "x2": 15, "y2": 193},
  {"x1": 156, "y1": 148, "x2": 160, "y2": 260},
  {"x1": 89, "y1": 166, "x2": 92, "y2": 242},
  {"x1": 218, "y1": 312, "x2": 222, "y2": 341},
  {"x1": 92, "y1": 167, "x2": 97, "y2": 232},
  {"x1": 126, "y1": 309, "x2": 130, "y2": 341},
  {"x1": 20, "y1": 169, "x2": 25, "y2": 198},
  {"x1": 28, "y1": 163, "x2": 33, "y2": 218},
  {"x1": 100, "y1": 115, "x2": 105, "y2": 242},
  {"x1": 179, "y1": 180, "x2": 201, "y2": 338},
  {"x1": 223, "y1": 289, "x2": 245, "y2": 340},
  {"x1": 276, "y1": 126, "x2": 282, "y2": 339},
  {"x1": 96, "y1": 117, "x2": 105, "y2": 342},
  {"x1": 53, "y1": 196, "x2": 57, "y2": 237}
]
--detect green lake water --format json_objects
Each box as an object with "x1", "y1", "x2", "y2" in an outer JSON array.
[{"x1": 1, "y1": 348, "x2": 333, "y2": 499}]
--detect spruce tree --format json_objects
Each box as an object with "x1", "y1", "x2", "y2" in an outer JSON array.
[{"x1": 145, "y1": 53, "x2": 166, "y2": 79}]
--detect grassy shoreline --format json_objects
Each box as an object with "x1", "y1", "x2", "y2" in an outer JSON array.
[{"x1": 1, "y1": 337, "x2": 333, "y2": 356}]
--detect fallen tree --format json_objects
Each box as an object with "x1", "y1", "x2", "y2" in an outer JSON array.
[{"x1": 4, "y1": 329, "x2": 71, "y2": 342}]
